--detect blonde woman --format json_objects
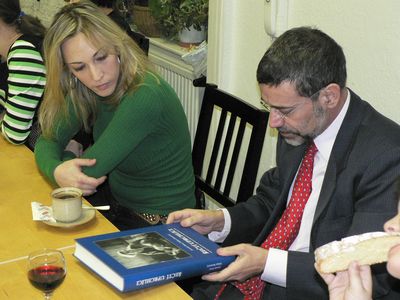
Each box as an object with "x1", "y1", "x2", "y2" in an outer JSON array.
[{"x1": 35, "y1": 2, "x2": 195, "y2": 229}]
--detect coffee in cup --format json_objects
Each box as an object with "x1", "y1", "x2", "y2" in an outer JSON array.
[{"x1": 51, "y1": 187, "x2": 83, "y2": 222}]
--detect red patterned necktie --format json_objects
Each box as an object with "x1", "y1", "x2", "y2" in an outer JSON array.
[{"x1": 215, "y1": 141, "x2": 318, "y2": 300}]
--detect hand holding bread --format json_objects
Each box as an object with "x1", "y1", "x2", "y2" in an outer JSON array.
[{"x1": 315, "y1": 232, "x2": 400, "y2": 273}]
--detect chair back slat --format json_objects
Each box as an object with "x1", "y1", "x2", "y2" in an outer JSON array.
[
  {"x1": 214, "y1": 113, "x2": 237, "y2": 190},
  {"x1": 192, "y1": 84, "x2": 269, "y2": 207},
  {"x1": 206, "y1": 109, "x2": 227, "y2": 184},
  {"x1": 224, "y1": 119, "x2": 246, "y2": 197}
]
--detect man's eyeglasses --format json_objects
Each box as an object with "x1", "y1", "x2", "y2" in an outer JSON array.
[{"x1": 260, "y1": 87, "x2": 325, "y2": 120}]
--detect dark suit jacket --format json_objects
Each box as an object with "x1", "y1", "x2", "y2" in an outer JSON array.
[{"x1": 225, "y1": 90, "x2": 400, "y2": 299}]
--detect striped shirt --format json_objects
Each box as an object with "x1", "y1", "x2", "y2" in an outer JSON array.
[{"x1": 0, "y1": 36, "x2": 46, "y2": 145}]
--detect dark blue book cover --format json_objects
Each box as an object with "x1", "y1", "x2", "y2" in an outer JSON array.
[{"x1": 74, "y1": 223, "x2": 235, "y2": 292}]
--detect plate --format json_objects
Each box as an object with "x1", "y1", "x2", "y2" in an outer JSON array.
[{"x1": 42, "y1": 205, "x2": 96, "y2": 228}]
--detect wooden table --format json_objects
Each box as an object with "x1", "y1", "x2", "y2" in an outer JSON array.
[{"x1": 0, "y1": 137, "x2": 192, "y2": 299}]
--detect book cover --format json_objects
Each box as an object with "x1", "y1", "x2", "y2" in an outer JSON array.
[{"x1": 74, "y1": 223, "x2": 235, "y2": 292}]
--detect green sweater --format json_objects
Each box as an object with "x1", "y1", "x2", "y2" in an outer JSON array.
[{"x1": 35, "y1": 74, "x2": 195, "y2": 215}]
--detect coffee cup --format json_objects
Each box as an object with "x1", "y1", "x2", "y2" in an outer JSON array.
[{"x1": 51, "y1": 187, "x2": 83, "y2": 222}]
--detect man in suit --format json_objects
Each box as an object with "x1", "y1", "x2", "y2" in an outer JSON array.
[{"x1": 167, "y1": 26, "x2": 400, "y2": 299}]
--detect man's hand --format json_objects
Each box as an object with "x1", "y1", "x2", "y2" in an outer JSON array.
[
  {"x1": 53, "y1": 158, "x2": 107, "y2": 196},
  {"x1": 316, "y1": 261, "x2": 372, "y2": 300},
  {"x1": 202, "y1": 244, "x2": 268, "y2": 282},
  {"x1": 166, "y1": 209, "x2": 225, "y2": 235}
]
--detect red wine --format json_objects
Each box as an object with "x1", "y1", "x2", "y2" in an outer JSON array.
[{"x1": 28, "y1": 265, "x2": 66, "y2": 292}]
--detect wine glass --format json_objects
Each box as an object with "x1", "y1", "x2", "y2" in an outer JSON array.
[{"x1": 27, "y1": 249, "x2": 67, "y2": 299}]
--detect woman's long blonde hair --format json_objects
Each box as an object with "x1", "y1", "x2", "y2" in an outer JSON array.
[{"x1": 40, "y1": 1, "x2": 150, "y2": 138}]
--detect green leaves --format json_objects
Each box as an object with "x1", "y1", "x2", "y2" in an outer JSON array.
[{"x1": 148, "y1": 0, "x2": 208, "y2": 39}]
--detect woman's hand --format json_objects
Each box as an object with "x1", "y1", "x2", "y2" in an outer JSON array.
[
  {"x1": 53, "y1": 158, "x2": 107, "y2": 196},
  {"x1": 316, "y1": 261, "x2": 372, "y2": 300}
]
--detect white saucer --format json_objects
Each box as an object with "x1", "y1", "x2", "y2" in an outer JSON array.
[{"x1": 42, "y1": 205, "x2": 96, "y2": 228}]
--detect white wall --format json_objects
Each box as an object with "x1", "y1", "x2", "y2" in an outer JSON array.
[
  {"x1": 208, "y1": 0, "x2": 270, "y2": 105},
  {"x1": 20, "y1": 0, "x2": 65, "y2": 27},
  {"x1": 289, "y1": 0, "x2": 400, "y2": 124},
  {"x1": 209, "y1": 0, "x2": 400, "y2": 123},
  {"x1": 208, "y1": 0, "x2": 400, "y2": 182}
]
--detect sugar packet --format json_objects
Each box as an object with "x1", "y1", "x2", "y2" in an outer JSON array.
[{"x1": 31, "y1": 202, "x2": 56, "y2": 222}]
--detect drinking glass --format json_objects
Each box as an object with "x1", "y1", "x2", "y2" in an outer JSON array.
[{"x1": 27, "y1": 249, "x2": 67, "y2": 299}]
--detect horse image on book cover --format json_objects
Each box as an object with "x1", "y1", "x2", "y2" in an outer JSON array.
[
  {"x1": 97, "y1": 231, "x2": 191, "y2": 269},
  {"x1": 74, "y1": 223, "x2": 235, "y2": 292}
]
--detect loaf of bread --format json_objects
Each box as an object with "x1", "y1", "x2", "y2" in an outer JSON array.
[{"x1": 314, "y1": 232, "x2": 400, "y2": 273}]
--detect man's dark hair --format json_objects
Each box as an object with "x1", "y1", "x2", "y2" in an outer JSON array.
[
  {"x1": 257, "y1": 26, "x2": 347, "y2": 98},
  {"x1": 0, "y1": 0, "x2": 46, "y2": 38}
]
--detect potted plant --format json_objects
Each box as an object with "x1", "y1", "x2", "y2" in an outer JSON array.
[{"x1": 148, "y1": 0, "x2": 208, "y2": 44}]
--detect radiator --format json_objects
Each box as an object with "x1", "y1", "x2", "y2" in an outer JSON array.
[{"x1": 148, "y1": 38, "x2": 204, "y2": 145}]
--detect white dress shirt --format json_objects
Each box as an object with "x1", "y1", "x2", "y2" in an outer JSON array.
[{"x1": 209, "y1": 89, "x2": 351, "y2": 287}]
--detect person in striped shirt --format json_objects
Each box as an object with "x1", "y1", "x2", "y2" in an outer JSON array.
[{"x1": 0, "y1": 0, "x2": 46, "y2": 149}]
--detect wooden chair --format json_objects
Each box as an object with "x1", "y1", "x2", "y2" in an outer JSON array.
[
  {"x1": 176, "y1": 84, "x2": 269, "y2": 294},
  {"x1": 192, "y1": 84, "x2": 269, "y2": 208}
]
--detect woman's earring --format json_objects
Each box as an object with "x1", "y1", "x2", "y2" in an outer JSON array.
[
  {"x1": 117, "y1": 56, "x2": 121, "y2": 64},
  {"x1": 70, "y1": 76, "x2": 77, "y2": 89}
]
